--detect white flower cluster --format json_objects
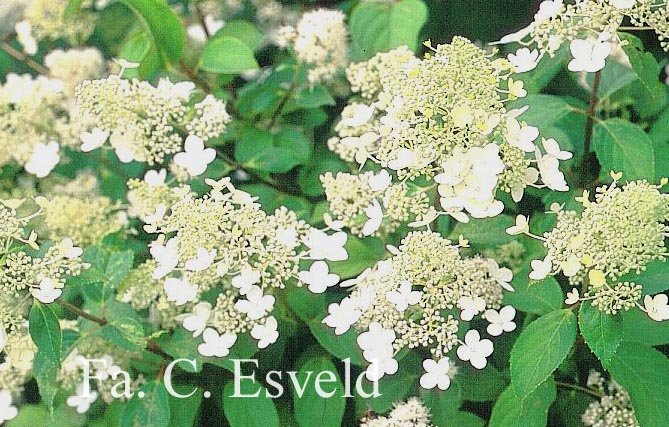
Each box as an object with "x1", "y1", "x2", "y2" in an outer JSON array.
[
  {"x1": 0, "y1": 73, "x2": 79, "y2": 178},
  {"x1": 278, "y1": 9, "x2": 348, "y2": 85},
  {"x1": 75, "y1": 75, "x2": 230, "y2": 170},
  {"x1": 515, "y1": 175, "x2": 669, "y2": 319},
  {"x1": 496, "y1": 0, "x2": 669, "y2": 74},
  {"x1": 329, "y1": 37, "x2": 570, "y2": 224},
  {"x1": 323, "y1": 231, "x2": 515, "y2": 386},
  {"x1": 0, "y1": 198, "x2": 87, "y2": 382},
  {"x1": 360, "y1": 397, "x2": 434, "y2": 427},
  {"x1": 18, "y1": 0, "x2": 95, "y2": 49},
  {"x1": 320, "y1": 170, "x2": 435, "y2": 237},
  {"x1": 145, "y1": 178, "x2": 348, "y2": 356},
  {"x1": 582, "y1": 370, "x2": 639, "y2": 427},
  {"x1": 45, "y1": 47, "x2": 105, "y2": 96}
]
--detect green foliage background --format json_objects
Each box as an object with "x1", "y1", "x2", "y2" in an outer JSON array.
[{"x1": 1, "y1": 0, "x2": 669, "y2": 426}]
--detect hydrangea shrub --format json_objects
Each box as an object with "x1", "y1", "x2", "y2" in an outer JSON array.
[{"x1": 0, "y1": 0, "x2": 668, "y2": 426}]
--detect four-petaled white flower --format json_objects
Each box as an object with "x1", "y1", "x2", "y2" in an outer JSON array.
[
  {"x1": 457, "y1": 330, "x2": 494, "y2": 369},
  {"x1": 144, "y1": 204, "x2": 167, "y2": 225},
  {"x1": 57, "y1": 237, "x2": 83, "y2": 259},
  {"x1": 339, "y1": 103, "x2": 375, "y2": 128},
  {"x1": 568, "y1": 39, "x2": 612, "y2": 73},
  {"x1": 365, "y1": 356, "x2": 399, "y2": 382},
  {"x1": 174, "y1": 135, "x2": 216, "y2": 176},
  {"x1": 488, "y1": 259, "x2": 514, "y2": 292},
  {"x1": 198, "y1": 328, "x2": 237, "y2": 357},
  {"x1": 530, "y1": 256, "x2": 553, "y2": 280},
  {"x1": 419, "y1": 358, "x2": 451, "y2": 390},
  {"x1": 508, "y1": 78, "x2": 527, "y2": 98},
  {"x1": 185, "y1": 248, "x2": 217, "y2": 272},
  {"x1": 486, "y1": 306, "x2": 517, "y2": 336},
  {"x1": 299, "y1": 261, "x2": 340, "y2": 294},
  {"x1": 323, "y1": 297, "x2": 362, "y2": 335},
  {"x1": 644, "y1": 294, "x2": 669, "y2": 322},
  {"x1": 304, "y1": 229, "x2": 348, "y2": 261},
  {"x1": 368, "y1": 170, "x2": 392, "y2": 192},
  {"x1": 177, "y1": 301, "x2": 212, "y2": 337},
  {"x1": 150, "y1": 237, "x2": 179, "y2": 279},
  {"x1": 388, "y1": 148, "x2": 417, "y2": 170},
  {"x1": 0, "y1": 390, "x2": 18, "y2": 423},
  {"x1": 542, "y1": 138, "x2": 573, "y2": 160},
  {"x1": 508, "y1": 48, "x2": 540, "y2": 73},
  {"x1": 362, "y1": 199, "x2": 383, "y2": 236},
  {"x1": 323, "y1": 213, "x2": 345, "y2": 231},
  {"x1": 235, "y1": 285, "x2": 275, "y2": 320},
  {"x1": 144, "y1": 168, "x2": 167, "y2": 186},
  {"x1": 25, "y1": 141, "x2": 60, "y2": 178},
  {"x1": 66, "y1": 384, "x2": 98, "y2": 414},
  {"x1": 358, "y1": 322, "x2": 398, "y2": 381},
  {"x1": 386, "y1": 281, "x2": 422, "y2": 312},
  {"x1": 80, "y1": 128, "x2": 109, "y2": 152},
  {"x1": 505, "y1": 118, "x2": 539, "y2": 152},
  {"x1": 565, "y1": 288, "x2": 580, "y2": 305},
  {"x1": 251, "y1": 316, "x2": 279, "y2": 349},
  {"x1": 32, "y1": 277, "x2": 62, "y2": 303},
  {"x1": 164, "y1": 277, "x2": 198, "y2": 306},
  {"x1": 458, "y1": 296, "x2": 486, "y2": 321},
  {"x1": 536, "y1": 149, "x2": 569, "y2": 192},
  {"x1": 231, "y1": 268, "x2": 261, "y2": 295},
  {"x1": 535, "y1": 0, "x2": 563, "y2": 23},
  {"x1": 506, "y1": 215, "x2": 529, "y2": 235},
  {"x1": 560, "y1": 255, "x2": 582, "y2": 277}
]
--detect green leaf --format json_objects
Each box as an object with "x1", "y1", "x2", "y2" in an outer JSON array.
[
  {"x1": 458, "y1": 365, "x2": 508, "y2": 402},
  {"x1": 106, "y1": 250, "x2": 134, "y2": 288},
  {"x1": 328, "y1": 236, "x2": 386, "y2": 279},
  {"x1": 489, "y1": 378, "x2": 556, "y2": 427},
  {"x1": 222, "y1": 381, "x2": 280, "y2": 427},
  {"x1": 584, "y1": 56, "x2": 637, "y2": 100},
  {"x1": 100, "y1": 317, "x2": 146, "y2": 351},
  {"x1": 517, "y1": 45, "x2": 568, "y2": 94},
  {"x1": 293, "y1": 86, "x2": 336, "y2": 110},
  {"x1": 293, "y1": 358, "x2": 346, "y2": 427},
  {"x1": 213, "y1": 20, "x2": 264, "y2": 51},
  {"x1": 504, "y1": 266, "x2": 564, "y2": 315},
  {"x1": 578, "y1": 302, "x2": 623, "y2": 368},
  {"x1": 200, "y1": 36, "x2": 259, "y2": 74},
  {"x1": 234, "y1": 124, "x2": 311, "y2": 173},
  {"x1": 593, "y1": 118, "x2": 655, "y2": 181},
  {"x1": 32, "y1": 351, "x2": 60, "y2": 412},
  {"x1": 120, "y1": 382, "x2": 171, "y2": 427},
  {"x1": 622, "y1": 308, "x2": 669, "y2": 346},
  {"x1": 510, "y1": 309, "x2": 577, "y2": 399},
  {"x1": 29, "y1": 301, "x2": 62, "y2": 367},
  {"x1": 618, "y1": 259, "x2": 669, "y2": 295},
  {"x1": 620, "y1": 33, "x2": 662, "y2": 103},
  {"x1": 420, "y1": 381, "x2": 463, "y2": 426},
  {"x1": 608, "y1": 342, "x2": 669, "y2": 427},
  {"x1": 350, "y1": 0, "x2": 428, "y2": 60},
  {"x1": 356, "y1": 350, "x2": 421, "y2": 414},
  {"x1": 168, "y1": 385, "x2": 203, "y2": 427},
  {"x1": 118, "y1": 0, "x2": 185, "y2": 65},
  {"x1": 308, "y1": 321, "x2": 365, "y2": 366},
  {"x1": 449, "y1": 214, "x2": 515, "y2": 246}
]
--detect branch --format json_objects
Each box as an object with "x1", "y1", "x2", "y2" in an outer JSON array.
[
  {"x1": 578, "y1": 70, "x2": 602, "y2": 188},
  {"x1": 56, "y1": 299, "x2": 173, "y2": 361},
  {"x1": 1, "y1": 41, "x2": 49, "y2": 75}
]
